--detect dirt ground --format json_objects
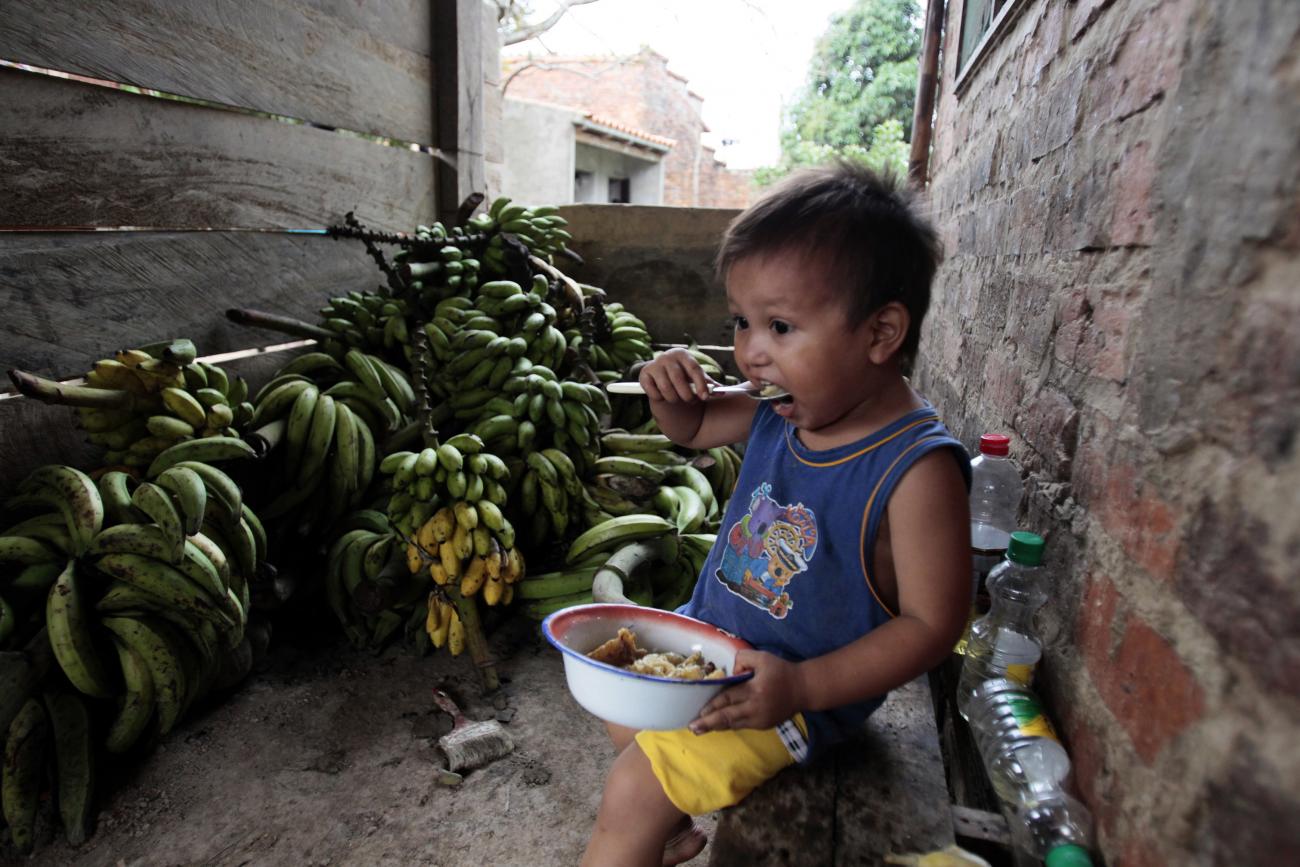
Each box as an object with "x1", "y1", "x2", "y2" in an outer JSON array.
[{"x1": 20, "y1": 615, "x2": 718, "y2": 867}]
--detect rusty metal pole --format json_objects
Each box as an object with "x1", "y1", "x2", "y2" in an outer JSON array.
[{"x1": 909, "y1": 0, "x2": 947, "y2": 189}]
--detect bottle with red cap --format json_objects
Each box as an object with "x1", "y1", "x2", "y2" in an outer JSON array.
[{"x1": 968, "y1": 433, "x2": 1022, "y2": 603}]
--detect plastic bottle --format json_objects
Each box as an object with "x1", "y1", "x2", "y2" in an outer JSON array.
[
  {"x1": 963, "y1": 678, "x2": 1096, "y2": 866},
  {"x1": 969, "y1": 433, "x2": 1022, "y2": 601},
  {"x1": 962, "y1": 677, "x2": 1070, "y2": 803},
  {"x1": 1010, "y1": 792, "x2": 1096, "y2": 867},
  {"x1": 956, "y1": 531, "x2": 1048, "y2": 718}
]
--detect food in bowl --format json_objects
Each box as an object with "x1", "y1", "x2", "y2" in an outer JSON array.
[
  {"x1": 543, "y1": 603, "x2": 753, "y2": 730},
  {"x1": 587, "y1": 627, "x2": 728, "y2": 680}
]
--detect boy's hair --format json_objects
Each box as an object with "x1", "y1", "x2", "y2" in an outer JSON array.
[{"x1": 715, "y1": 160, "x2": 941, "y2": 363}]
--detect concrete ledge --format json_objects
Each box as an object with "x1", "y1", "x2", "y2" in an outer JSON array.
[{"x1": 708, "y1": 677, "x2": 954, "y2": 866}]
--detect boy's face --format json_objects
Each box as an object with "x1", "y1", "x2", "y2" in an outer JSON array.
[{"x1": 726, "y1": 248, "x2": 883, "y2": 442}]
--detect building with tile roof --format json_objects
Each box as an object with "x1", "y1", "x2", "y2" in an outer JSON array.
[{"x1": 500, "y1": 48, "x2": 754, "y2": 208}]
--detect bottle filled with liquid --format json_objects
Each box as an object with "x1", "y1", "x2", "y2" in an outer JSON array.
[{"x1": 957, "y1": 532, "x2": 1048, "y2": 716}]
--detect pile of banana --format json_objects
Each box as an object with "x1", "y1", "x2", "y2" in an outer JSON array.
[
  {"x1": 8, "y1": 339, "x2": 252, "y2": 472},
  {"x1": 0, "y1": 456, "x2": 262, "y2": 849},
  {"x1": 582, "y1": 430, "x2": 739, "y2": 536},
  {"x1": 379, "y1": 434, "x2": 513, "y2": 542},
  {"x1": 571, "y1": 301, "x2": 656, "y2": 379},
  {"x1": 513, "y1": 512, "x2": 715, "y2": 619},
  {"x1": 322, "y1": 512, "x2": 433, "y2": 651},
  {"x1": 318, "y1": 292, "x2": 412, "y2": 361},
  {"x1": 473, "y1": 198, "x2": 572, "y2": 269},
  {"x1": 408, "y1": 502, "x2": 525, "y2": 639},
  {"x1": 3, "y1": 690, "x2": 96, "y2": 853},
  {"x1": 247, "y1": 348, "x2": 415, "y2": 533}
]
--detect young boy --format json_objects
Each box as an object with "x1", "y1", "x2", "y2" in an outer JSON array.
[{"x1": 581, "y1": 162, "x2": 972, "y2": 867}]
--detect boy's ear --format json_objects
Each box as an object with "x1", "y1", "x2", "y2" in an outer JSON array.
[{"x1": 866, "y1": 302, "x2": 910, "y2": 365}]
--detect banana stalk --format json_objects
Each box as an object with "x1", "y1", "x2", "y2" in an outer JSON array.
[
  {"x1": 7, "y1": 370, "x2": 135, "y2": 410},
  {"x1": 444, "y1": 586, "x2": 500, "y2": 693},
  {"x1": 591, "y1": 540, "x2": 664, "y2": 605},
  {"x1": 225, "y1": 307, "x2": 339, "y2": 342}
]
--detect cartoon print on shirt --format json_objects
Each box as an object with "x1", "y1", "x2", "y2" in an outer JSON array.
[{"x1": 715, "y1": 483, "x2": 818, "y2": 619}]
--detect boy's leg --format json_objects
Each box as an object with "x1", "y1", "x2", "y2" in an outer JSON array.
[
  {"x1": 605, "y1": 720, "x2": 638, "y2": 752},
  {"x1": 582, "y1": 740, "x2": 703, "y2": 867}
]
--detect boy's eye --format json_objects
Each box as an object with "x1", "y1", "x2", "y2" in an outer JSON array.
[
  {"x1": 771, "y1": 320, "x2": 791, "y2": 335},
  {"x1": 732, "y1": 315, "x2": 749, "y2": 331}
]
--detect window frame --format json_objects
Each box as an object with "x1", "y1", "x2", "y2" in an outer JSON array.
[{"x1": 953, "y1": 0, "x2": 1034, "y2": 95}]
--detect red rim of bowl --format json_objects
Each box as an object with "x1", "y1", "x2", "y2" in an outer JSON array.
[{"x1": 542, "y1": 603, "x2": 755, "y2": 687}]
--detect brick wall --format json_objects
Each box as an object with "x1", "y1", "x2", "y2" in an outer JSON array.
[
  {"x1": 503, "y1": 50, "x2": 754, "y2": 208},
  {"x1": 917, "y1": 1, "x2": 1300, "y2": 863}
]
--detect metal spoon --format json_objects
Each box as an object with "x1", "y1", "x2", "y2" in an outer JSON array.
[{"x1": 605, "y1": 380, "x2": 791, "y2": 400}]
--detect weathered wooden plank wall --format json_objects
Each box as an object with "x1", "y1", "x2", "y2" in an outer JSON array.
[
  {"x1": 0, "y1": 70, "x2": 436, "y2": 231},
  {"x1": 0, "y1": 0, "x2": 435, "y2": 144},
  {"x1": 0, "y1": 0, "x2": 501, "y2": 491},
  {"x1": 0, "y1": 232, "x2": 380, "y2": 377}
]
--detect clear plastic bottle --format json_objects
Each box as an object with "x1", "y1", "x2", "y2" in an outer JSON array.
[
  {"x1": 957, "y1": 532, "x2": 1048, "y2": 718},
  {"x1": 1011, "y1": 792, "x2": 1096, "y2": 867},
  {"x1": 969, "y1": 433, "x2": 1022, "y2": 601},
  {"x1": 964, "y1": 678, "x2": 1096, "y2": 866},
  {"x1": 962, "y1": 677, "x2": 1070, "y2": 803}
]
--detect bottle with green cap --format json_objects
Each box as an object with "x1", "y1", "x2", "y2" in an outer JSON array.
[
  {"x1": 956, "y1": 530, "x2": 1049, "y2": 720},
  {"x1": 1011, "y1": 789, "x2": 1096, "y2": 867}
]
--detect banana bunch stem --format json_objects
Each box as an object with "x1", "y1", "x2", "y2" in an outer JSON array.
[
  {"x1": 248, "y1": 418, "x2": 287, "y2": 454},
  {"x1": 8, "y1": 370, "x2": 134, "y2": 410},
  {"x1": 225, "y1": 307, "x2": 338, "y2": 343},
  {"x1": 445, "y1": 585, "x2": 500, "y2": 693},
  {"x1": 591, "y1": 540, "x2": 663, "y2": 605},
  {"x1": 527, "y1": 254, "x2": 586, "y2": 313}
]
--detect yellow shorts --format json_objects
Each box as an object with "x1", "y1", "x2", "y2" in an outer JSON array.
[{"x1": 635, "y1": 715, "x2": 809, "y2": 816}]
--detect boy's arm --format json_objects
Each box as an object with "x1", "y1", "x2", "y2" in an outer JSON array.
[
  {"x1": 640, "y1": 348, "x2": 757, "y2": 450},
  {"x1": 691, "y1": 449, "x2": 971, "y2": 731}
]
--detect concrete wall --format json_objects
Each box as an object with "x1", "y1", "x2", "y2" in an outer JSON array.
[
  {"x1": 500, "y1": 98, "x2": 576, "y2": 206},
  {"x1": 918, "y1": 1, "x2": 1300, "y2": 863},
  {"x1": 557, "y1": 204, "x2": 739, "y2": 354}
]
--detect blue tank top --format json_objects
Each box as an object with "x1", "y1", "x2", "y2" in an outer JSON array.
[{"x1": 679, "y1": 400, "x2": 970, "y2": 761}]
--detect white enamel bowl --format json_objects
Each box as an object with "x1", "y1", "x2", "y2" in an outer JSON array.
[{"x1": 542, "y1": 603, "x2": 753, "y2": 731}]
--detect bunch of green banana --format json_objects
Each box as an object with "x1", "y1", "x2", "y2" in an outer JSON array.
[
  {"x1": 249, "y1": 350, "x2": 411, "y2": 534},
  {"x1": 580, "y1": 301, "x2": 655, "y2": 375},
  {"x1": 2, "y1": 697, "x2": 47, "y2": 854},
  {"x1": 516, "y1": 447, "x2": 586, "y2": 548},
  {"x1": 650, "y1": 465, "x2": 720, "y2": 533},
  {"x1": 378, "y1": 433, "x2": 512, "y2": 541},
  {"x1": 476, "y1": 196, "x2": 572, "y2": 267},
  {"x1": 656, "y1": 532, "x2": 715, "y2": 610},
  {"x1": 251, "y1": 346, "x2": 415, "y2": 439},
  {"x1": 700, "y1": 444, "x2": 744, "y2": 510},
  {"x1": 318, "y1": 290, "x2": 412, "y2": 360},
  {"x1": 322, "y1": 511, "x2": 430, "y2": 650},
  {"x1": 9, "y1": 339, "x2": 251, "y2": 471},
  {"x1": 498, "y1": 366, "x2": 605, "y2": 461},
  {"x1": 563, "y1": 513, "x2": 677, "y2": 568},
  {"x1": 391, "y1": 233, "x2": 485, "y2": 316}
]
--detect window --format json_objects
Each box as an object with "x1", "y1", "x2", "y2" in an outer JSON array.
[
  {"x1": 955, "y1": 0, "x2": 1030, "y2": 91},
  {"x1": 575, "y1": 170, "x2": 595, "y2": 202},
  {"x1": 607, "y1": 177, "x2": 630, "y2": 204}
]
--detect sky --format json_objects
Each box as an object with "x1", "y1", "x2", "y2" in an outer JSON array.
[{"x1": 501, "y1": 0, "x2": 859, "y2": 170}]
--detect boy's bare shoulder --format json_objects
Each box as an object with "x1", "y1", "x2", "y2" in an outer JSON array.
[{"x1": 886, "y1": 448, "x2": 969, "y2": 540}]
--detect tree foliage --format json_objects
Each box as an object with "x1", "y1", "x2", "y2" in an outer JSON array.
[{"x1": 761, "y1": 0, "x2": 922, "y2": 183}]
